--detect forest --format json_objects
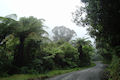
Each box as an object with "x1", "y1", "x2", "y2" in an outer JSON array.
[
  {"x1": 0, "y1": 15, "x2": 95, "y2": 79},
  {"x1": 0, "y1": 0, "x2": 120, "y2": 80},
  {"x1": 73, "y1": 0, "x2": 120, "y2": 80}
]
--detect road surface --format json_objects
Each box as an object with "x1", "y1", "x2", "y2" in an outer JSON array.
[{"x1": 46, "y1": 62, "x2": 106, "y2": 80}]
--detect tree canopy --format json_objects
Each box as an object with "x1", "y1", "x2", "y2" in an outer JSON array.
[
  {"x1": 73, "y1": 0, "x2": 120, "y2": 79},
  {"x1": 52, "y1": 26, "x2": 77, "y2": 41},
  {"x1": 0, "y1": 14, "x2": 95, "y2": 77}
]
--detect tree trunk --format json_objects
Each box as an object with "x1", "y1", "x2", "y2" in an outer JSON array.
[
  {"x1": 78, "y1": 45, "x2": 83, "y2": 57},
  {"x1": 13, "y1": 36, "x2": 25, "y2": 67}
]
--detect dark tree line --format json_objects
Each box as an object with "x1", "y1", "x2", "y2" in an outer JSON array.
[{"x1": 73, "y1": 0, "x2": 120, "y2": 79}]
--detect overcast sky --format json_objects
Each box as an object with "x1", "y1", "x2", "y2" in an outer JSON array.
[{"x1": 0, "y1": 0, "x2": 94, "y2": 42}]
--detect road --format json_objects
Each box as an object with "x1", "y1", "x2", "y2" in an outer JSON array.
[{"x1": 46, "y1": 62, "x2": 106, "y2": 80}]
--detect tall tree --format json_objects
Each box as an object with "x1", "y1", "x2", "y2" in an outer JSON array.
[
  {"x1": 73, "y1": 0, "x2": 120, "y2": 51},
  {"x1": 72, "y1": 38, "x2": 93, "y2": 66},
  {"x1": 52, "y1": 26, "x2": 76, "y2": 41},
  {"x1": 13, "y1": 16, "x2": 47, "y2": 67},
  {"x1": 73, "y1": 0, "x2": 120, "y2": 79}
]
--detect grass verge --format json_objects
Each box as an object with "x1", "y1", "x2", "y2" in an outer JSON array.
[{"x1": 0, "y1": 63, "x2": 96, "y2": 80}]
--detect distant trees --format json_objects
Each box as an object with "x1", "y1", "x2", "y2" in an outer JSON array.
[{"x1": 52, "y1": 26, "x2": 76, "y2": 41}]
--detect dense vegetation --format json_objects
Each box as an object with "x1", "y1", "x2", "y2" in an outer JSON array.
[
  {"x1": 73, "y1": 0, "x2": 120, "y2": 80},
  {"x1": 0, "y1": 14, "x2": 95, "y2": 78}
]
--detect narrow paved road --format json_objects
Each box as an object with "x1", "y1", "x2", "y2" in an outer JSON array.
[{"x1": 46, "y1": 62, "x2": 106, "y2": 80}]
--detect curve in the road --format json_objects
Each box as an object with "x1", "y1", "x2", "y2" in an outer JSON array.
[{"x1": 46, "y1": 62, "x2": 106, "y2": 80}]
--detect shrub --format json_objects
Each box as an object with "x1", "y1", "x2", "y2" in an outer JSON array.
[
  {"x1": 110, "y1": 55, "x2": 120, "y2": 80},
  {"x1": 60, "y1": 42, "x2": 79, "y2": 67}
]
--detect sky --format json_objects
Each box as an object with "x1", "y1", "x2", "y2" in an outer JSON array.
[{"x1": 0, "y1": 0, "x2": 94, "y2": 42}]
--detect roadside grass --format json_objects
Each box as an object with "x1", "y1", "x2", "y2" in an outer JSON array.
[{"x1": 0, "y1": 63, "x2": 96, "y2": 80}]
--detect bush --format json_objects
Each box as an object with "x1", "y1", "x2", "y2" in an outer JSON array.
[
  {"x1": 0, "y1": 46, "x2": 13, "y2": 76},
  {"x1": 60, "y1": 42, "x2": 79, "y2": 67},
  {"x1": 42, "y1": 42, "x2": 79, "y2": 69},
  {"x1": 109, "y1": 55, "x2": 120, "y2": 80}
]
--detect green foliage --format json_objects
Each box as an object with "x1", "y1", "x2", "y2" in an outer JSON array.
[
  {"x1": 20, "y1": 66, "x2": 38, "y2": 74},
  {"x1": 0, "y1": 35, "x2": 16, "y2": 76},
  {"x1": 13, "y1": 16, "x2": 47, "y2": 67},
  {"x1": 0, "y1": 14, "x2": 93, "y2": 77},
  {"x1": 82, "y1": 45, "x2": 92, "y2": 63},
  {"x1": 71, "y1": 38, "x2": 94, "y2": 66},
  {"x1": 60, "y1": 43, "x2": 78, "y2": 58},
  {"x1": 73, "y1": 0, "x2": 120, "y2": 79},
  {"x1": 0, "y1": 63, "x2": 96, "y2": 80},
  {"x1": 59, "y1": 42, "x2": 79, "y2": 67},
  {"x1": 42, "y1": 42, "x2": 79, "y2": 69},
  {"x1": 83, "y1": 45, "x2": 94, "y2": 55},
  {"x1": 91, "y1": 54, "x2": 103, "y2": 61},
  {"x1": 0, "y1": 16, "x2": 17, "y2": 43},
  {"x1": 109, "y1": 55, "x2": 120, "y2": 80}
]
